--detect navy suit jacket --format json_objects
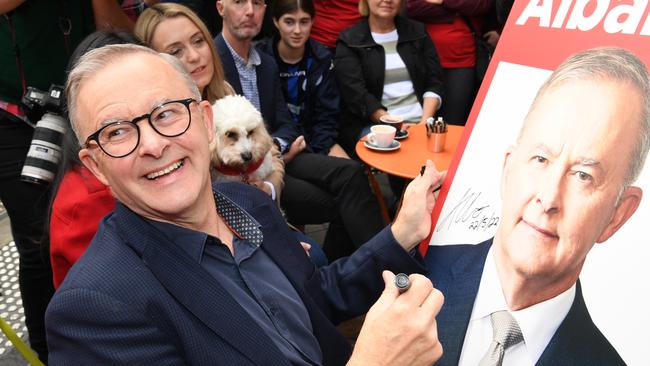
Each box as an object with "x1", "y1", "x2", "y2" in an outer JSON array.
[
  {"x1": 46, "y1": 182, "x2": 425, "y2": 365},
  {"x1": 425, "y1": 239, "x2": 625, "y2": 366},
  {"x1": 215, "y1": 33, "x2": 299, "y2": 145}
]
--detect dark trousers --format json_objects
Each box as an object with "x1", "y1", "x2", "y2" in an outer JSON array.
[
  {"x1": 281, "y1": 152, "x2": 385, "y2": 260},
  {"x1": 0, "y1": 112, "x2": 55, "y2": 363},
  {"x1": 438, "y1": 67, "x2": 477, "y2": 126}
]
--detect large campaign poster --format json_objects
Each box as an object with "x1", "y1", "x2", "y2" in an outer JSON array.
[{"x1": 426, "y1": 1, "x2": 650, "y2": 364}]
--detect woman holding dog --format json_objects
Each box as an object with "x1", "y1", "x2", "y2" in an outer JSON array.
[
  {"x1": 257, "y1": 0, "x2": 349, "y2": 159},
  {"x1": 134, "y1": 3, "x2": 332, "y2": 266},
  {"x1": 135, "y1": 3, "x2": 285, "y2": 202}
]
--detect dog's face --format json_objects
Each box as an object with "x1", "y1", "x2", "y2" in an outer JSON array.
[{"x1": 210, "y1": 95, "x2": 273, "y2": 169}]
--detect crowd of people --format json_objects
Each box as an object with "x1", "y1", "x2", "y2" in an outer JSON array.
[{"x1": 3, "y1": 0, "x2": 597, "y2": 365}]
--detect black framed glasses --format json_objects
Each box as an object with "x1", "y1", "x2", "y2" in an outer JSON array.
[{"x1": 84, "y1": 98, "x2": 196, "y2": 158}]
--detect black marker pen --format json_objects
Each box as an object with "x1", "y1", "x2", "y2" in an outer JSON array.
[
  {"x1": 420, "y1": 165, "x2": 442, "y2": 193},
  {"x1": 395, "y1": 273, "x2": 411, "y2": 293}
]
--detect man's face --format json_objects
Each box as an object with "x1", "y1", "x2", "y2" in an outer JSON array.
[
  {"x1": 495, "y1": 79, "x2": 643, "y2": 291},
  {"x1": 76, "y1": 53, "x2": 215, "y2": 223},
  {"x1": 217, "y1": 0, "x2": 266, "y2": 41}
]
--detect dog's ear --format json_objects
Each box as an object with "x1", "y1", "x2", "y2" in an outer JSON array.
[{"x1": 198, "y1": 100, "x2": 215, "y2": 144}]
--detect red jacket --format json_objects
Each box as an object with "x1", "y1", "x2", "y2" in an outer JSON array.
[{"x1": 50, "y1": 165, "x2": 115, "y2": 288}]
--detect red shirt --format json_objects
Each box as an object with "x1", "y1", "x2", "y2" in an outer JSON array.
[
  {"x1": 312, "y1": 0, "x2": 363, "y2": 49},
  {"x1": 50, "y1": 165, "x2": 115, "y2": 288},
  {"x1": 426, "y1": 16, "x2": 477, "y2": 68}
]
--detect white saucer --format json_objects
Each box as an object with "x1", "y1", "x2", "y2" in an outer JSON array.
[
  {"x1": 395, "y1": 129, "x2": 409, "y2": 140},
  {"x1": 364, "y1": 140, "x2": 401, "y2": 151}
]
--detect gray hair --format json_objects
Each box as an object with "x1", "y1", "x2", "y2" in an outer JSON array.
[
  {"x1": 66, "y1": 43, "x2": 202, "y2": 141},
  {"x1": 521, "y1": 47, "x2": 650, "y2": 187}
]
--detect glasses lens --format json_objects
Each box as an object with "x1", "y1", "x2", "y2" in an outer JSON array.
[
  {"x1": 151, "y1": 101, "x2": 191, "y2": 137},
  {"x1": 98, "y1": 122, "x2": 139, "y2": 157}
]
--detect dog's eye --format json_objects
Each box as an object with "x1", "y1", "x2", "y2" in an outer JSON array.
[
  {"x1": 225, "y1": 131, "x2": 237, "y2": 139},
  {"x1": 247, "y1": 129, "x2": 254, "y2": 136}
]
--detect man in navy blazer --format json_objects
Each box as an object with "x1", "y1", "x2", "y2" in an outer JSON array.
[
  {"x1": 45, "y1": 44, "x2": 446, "y2": 365},
  {"x1": 425, "y1": 47, "x2": 649, "y2": 365}
]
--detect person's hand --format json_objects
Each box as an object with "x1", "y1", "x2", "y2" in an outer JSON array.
[
  {"x1": 391, "y1": 160, "x2": 446, "y2": 251},
  {"x1": 348, "y1": 271, "x2": 444, "y2": 366},
  {"x1": 328, "y1": 143, "x2": 351, "y2": 159},
  {"x1": 248, "y1": 178, "x2": 273, "y2": 197},
  {"x1": 283, "y1": 135, "x2": 307, "y2": 163},
  {"x1": 300, "y1": 242, "x2": 311, "y2": 257},
  {"x1": 483, "y1": 30, "x2": 500, "y2": 47}
]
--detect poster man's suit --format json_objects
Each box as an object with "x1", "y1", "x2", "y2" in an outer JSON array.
[{"x1": 424, "y1": 239, "x2": 625, "y2": 366}]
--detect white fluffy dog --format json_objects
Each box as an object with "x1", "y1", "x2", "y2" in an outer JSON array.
[{"x1": 209, "y1": 95, "x2": 275, "y2": 184}]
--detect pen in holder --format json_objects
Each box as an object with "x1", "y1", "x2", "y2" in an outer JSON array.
[{"x1": 426, "y1": 117, "x2": 447, "y2": 153}]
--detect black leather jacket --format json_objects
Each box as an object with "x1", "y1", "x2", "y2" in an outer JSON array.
[{"x1": 334, "y1": 15, "x2": 444, "y2": 153}]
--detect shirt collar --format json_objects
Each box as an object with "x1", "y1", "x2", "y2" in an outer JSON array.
[
  {"x1": 147, "y1": 189, "x2": 264, "y2": 262},
  {"x1": 213, "y1": 190, "x2": 263, "y2": 247},
  {"x1": 473, "y1": 246, "x2": 576, "y2": 363},
  {"x1": 223, "y1": 36, "x2": 261, "y2": 68}
]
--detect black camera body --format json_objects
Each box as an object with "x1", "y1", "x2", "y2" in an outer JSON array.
[{"x1": 20, "y1": 85, "x2": 68, "y2": 185}]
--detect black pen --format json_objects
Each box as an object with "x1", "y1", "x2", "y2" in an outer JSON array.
[
  {"x1": 395, "y1": 273, "x2": 411, "y2": 293},
  {"x1": 420, "y1": 165, "x2": 443, "y2": 193}
]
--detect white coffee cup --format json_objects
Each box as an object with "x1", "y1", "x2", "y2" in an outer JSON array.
[
  {"x1": 367, "y1": 125, "x2": 396, "y2": 148},
  {"x1": 379, "y1": 114, "x2": 404, "y2": 131}
]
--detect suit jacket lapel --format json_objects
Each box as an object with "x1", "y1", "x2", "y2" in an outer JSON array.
[
  {"x1": 114, "y1": 203, "x2": 289, "y2": 366},
  {"x1": 426, "y1": 240, "x2": 492, "y2": 366},
  {"x1": 245, "y1": 200, "x2": 314, "y2": 292},
  {"x1": 255, "y1": 58, "x2": 275, "y2": 127},
  {"x1": 536, "y1": 280, "x2": 608, "y2": 365},
  {"x1": 215, "y1": 34, "x2": 244, "y2": 95}
]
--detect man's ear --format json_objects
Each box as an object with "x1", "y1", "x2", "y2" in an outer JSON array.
[
  {"x1": 198, "y1": 100, "x2": 215, "y2": 144},
  {"x1": 79, "y1": 148, "x2": 109, "y2": 186},
  {"x1": 216, "y1": 0, "x2": 225, "y2": 16},
  {"x1": 596, "y1": 186, "x2": 643, "y2": 243},
  {"x1": 500, "y1": 145, "x2": 516, "y2": 199}
]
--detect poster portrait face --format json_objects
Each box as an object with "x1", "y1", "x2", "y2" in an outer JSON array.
[
  {"x1": 427, "y1": 4, "x2": 650, "y2": 360},
  {"x1": 495, "y1": 78, "x2": 644, "y2": 298}
]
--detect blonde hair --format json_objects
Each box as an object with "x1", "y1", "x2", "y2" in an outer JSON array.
[{"x1": 134, "y1": 3, "x2": 233, "y2": 103}]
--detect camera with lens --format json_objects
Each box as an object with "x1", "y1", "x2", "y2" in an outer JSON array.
[{"x1": 20, "y1": 84, "x2": 68, "y2": 185}]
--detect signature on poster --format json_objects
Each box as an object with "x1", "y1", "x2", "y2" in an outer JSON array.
[{"x1": 437, "y1": 188, "x2": 499, "y2": 233}]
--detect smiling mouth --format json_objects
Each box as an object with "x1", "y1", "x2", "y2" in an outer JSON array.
[
  {"x1": 523, "y1": 219, "x2": 559, "y2": 239},
  {"x1": 192, "y1": 66, "x2": 205, "y2": 75},
  {"x1": 146, "y1": 160, "x2": 184, "y2": 180}
]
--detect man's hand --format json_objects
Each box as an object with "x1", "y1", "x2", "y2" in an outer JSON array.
[
  {"x1": 300, "y1": 242, "x2": 311, "y2": 257},
  {"x1": 391, "y1": 160, "x2": 446, "y2": 251},
  {"x1": 248, "y1": 178, "x2": 273, "y2": 197},
  {"x1": 283, "y1": 135, "x2": 307, "y2": 163},
  {"x1": 348, "y1": 271, "x2": 444, "y2": 366}
]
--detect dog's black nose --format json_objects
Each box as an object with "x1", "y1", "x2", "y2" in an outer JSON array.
[{"x1": 241, "y1": 152, "x2": 252, "y2": 162}]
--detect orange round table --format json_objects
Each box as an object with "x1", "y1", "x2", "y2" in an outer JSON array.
[{"x1": 356, "y1": 123, "x2": 464, "y2": 179}]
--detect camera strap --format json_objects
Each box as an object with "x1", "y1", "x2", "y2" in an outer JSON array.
[
  {"x1": 4, "y1": 13, "x2": 27, "y2": 96},
  {"x1": 2, "y1": 12, "x2": 28, "y2": 122}
]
